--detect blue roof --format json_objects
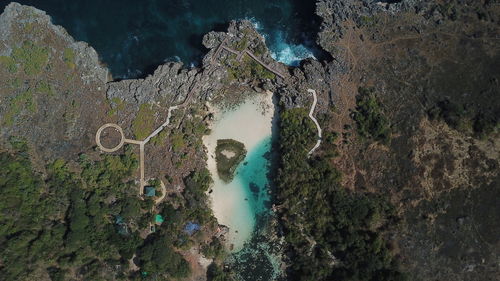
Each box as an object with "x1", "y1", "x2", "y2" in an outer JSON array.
[
  {"x1": 144, "y1": 186, "x2": 156, "y2": 197},
  {"x1": 115, "y1": 215, "x2": 124, "y2": 225},
  {"x1": 184, "y1": 222, "x2": 200, "y2": 235}
]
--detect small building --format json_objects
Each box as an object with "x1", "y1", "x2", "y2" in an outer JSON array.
[
  {"x1": 115, "y1": 215, "x2": 129, "y2": 235},
  {"x1": 155, "y1": 214, "x2": 164, "y2": 225},
  {"x1": 184, "y1": 222, "x2": 200, "y2": 236},
  {"x1": 144, "y1": 186, "x2": 156, "y2": 197}
]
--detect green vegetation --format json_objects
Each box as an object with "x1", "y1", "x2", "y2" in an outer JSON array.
[
  {"x1": 254, "y1": 42, "x2": 267, "y2": 56},
  {"x1": 201, "y1": 237, "x2": 225, "y2": 260},
  {"x1": 215, "y1": 139, "x2": 246, "y2": 182},
  {"x1": 35, "y1": 80, "x2": 54, "y2": 96},
  {"x1": 427, "y1": 99, "x2": 499, "y2": 138},
  {"x1": 107, "y1": 97, "x2": 126, "y2": 117},
  {"x1": 170, "y1": 132, "x2": 186, "y2": 152},
  {"x1": 150, "y1": 130, "x2": 168, "y2": 146},
  {"x1": 226, "y1": 54, "x2": 275, "y2": 81},
  {"x1": 234, "y1": 37, "x2": 248, "y2": 52},
  {"x1": 352, "y1": 87, "x2": 391, "y2": 142},
  {"x1": 0, "y1": 139, "x2": 219, "y2": 280},
  {"x1": 3, "y1": 88, "x2": 36, "y2": 126},
  {"x1": 8, "y1": 77, "x2": 22, "y2": 89},
  {"x1": 136, "y1": 168, "x2": 217, "y2": 278},
  {"x1": 0, "y1": 55, "x2": 17, "y2": 73},
  {"x1": 63, "y1": 47, "x2": 76, "y2": 69},
  {"x1": 11, "y1": 40, "x2": 49, "y2": 75},
  {"x1": 0, "y1": 142, "x2": 135, "y2": 280},
  {"x1": 2, "y1": 78, "x2": 58, "y2": 126},
  {"x1": 231, "y1": 28, "x2": 252, "y2": 51},
  {"x1": 359, "y1": 15, "x2": 378, "y2": 27},
  {"x1": 207, "y1": 263, "x2": 234, "y2": 281},
  {"x1": 168, "y1": 111, "x2": 210, "y2": 152},
  {"x1": 277, "y1": 108, "x2": 405, "y2": 281},
  {"x1": 137, "y1": 236, "x2": 190, "y2": 278},
  {"x1": 132, "y1": 103, "x2": 155, "y2": 139}
]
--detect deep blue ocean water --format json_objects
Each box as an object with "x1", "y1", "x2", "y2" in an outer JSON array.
[{"x1": 0, "y1": 0, "x2": 324, "y2": 78}]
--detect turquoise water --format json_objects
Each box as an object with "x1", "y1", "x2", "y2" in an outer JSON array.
[
  {"x1": 237, "y1": 136, "x2": 272, "y2": 216},
  {"x1": 230, "y1": 137, "x2": 281, "y2": 281},
  {"x1": 0, "y1": 0, "x2": 326, "y2": 78}
]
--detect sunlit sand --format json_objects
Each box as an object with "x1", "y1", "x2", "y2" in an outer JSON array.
[{"x1": 203, "y1": 91, "x2": 274, "y2": 251}]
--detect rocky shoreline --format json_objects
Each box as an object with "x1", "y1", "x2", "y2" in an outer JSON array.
[{"x1": 0, "y1": 1, "x2": 498, "y2": 280}]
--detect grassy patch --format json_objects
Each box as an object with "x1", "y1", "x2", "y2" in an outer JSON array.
[
  {"x1": 12, "y1": 41, "x2": 49, "y2": 76},
  {"x1": 35, "y1": 80, "x2": 54, "y2": 96},
  {"x1": 352, "y1": 87, "x2": 391, "y2": 142},
  {"x1": 3, "y1": 88, "x2": 36, "y2": 126},
  {"x1": 227, "y1": 54, "x2": 275, "y2": 81},
  {"x1": 63, "y1": 47, "x2": 76, "y2": 69},
  {"x1": 359, "y1": 15, "x2": 378, "y2": 27},
  {"x1": 150, "y1": 130, "x2": 168, "y2": 146},
  {"x1": 9, "y1": 78, "x2": 22, "y2": 89},
  {"x1": 132, "y1": 103, "x2": 155, "y2": 140},
  {"x1": 107, "y1": 97, "x2": 126, "y2": 117},
  {"x1": 234, "y1": 37, "x2": 248, "y2": 52},
  {"x1": 254, "y1": 42, "x2": 267, "y2": 56},
  {"x1": 231, "y1": 27, "x2": 252, "y2": 51},
  {"x1": 215, "y1": 139, "x2": 246, "y2": 183},
  {"x1": 0, "y1": 56, "x2": 17, "y2": 73},
  {"x1": 170, "y1": 132, "x2": 186, "y2": 152}
]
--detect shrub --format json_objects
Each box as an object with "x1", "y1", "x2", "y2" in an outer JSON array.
[
  {"x1": 63, "y1": 47, "x2": 76, "y2": 69},
  {"x1": 277, "y1": 107, "x2": 403, "y2": 281},
  {"x1": 215, "y1": 139, "x2": 246, "y2": 182},
  {"x1": 352, "y1": 87, "x2": 391, "y2": 142},
  {"x1": 0, "y1": 55, "x2": 17, "y2": 73},
  {"x1": 12, "y1": 41, "x2": 49, "y2": 76},
  {"x1": 132, "y1": 103, "x2": 155, "y2": 139}
]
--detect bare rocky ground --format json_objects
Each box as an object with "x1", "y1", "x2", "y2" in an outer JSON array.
[{"x1": 308, "y1": 0, "x2": 500, "y2": 280}]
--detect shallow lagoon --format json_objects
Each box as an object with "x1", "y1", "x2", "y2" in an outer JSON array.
[
  {"x1": 203, "y1": 92, "x2": 274, "y2": 251},
  {"x1": 203, "y1": 92, "x2": 280, "y2": 280}
]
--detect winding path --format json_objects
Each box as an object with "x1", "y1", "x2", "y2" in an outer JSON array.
[
  {"x1": 96, "y1": 89, "x2": 194, "y2": 199},
  {"x1": 307, "y1": 89, "x2": 322, "y2": 157}
]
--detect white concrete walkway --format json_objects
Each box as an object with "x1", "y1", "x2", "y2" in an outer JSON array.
[{"x1": 307, "y1": 89, "x2": 322, "y2": 157}]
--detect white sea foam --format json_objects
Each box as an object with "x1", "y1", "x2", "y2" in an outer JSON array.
[
  {"x1": 164, "y1": 55, "x2": 181, "y2": 63},
  {"x1": 247, "y1": 18, "x2": 315, "y2": 66},
  {"x1": 269, "y1": 31, "x2": 316, "y2": 66}
]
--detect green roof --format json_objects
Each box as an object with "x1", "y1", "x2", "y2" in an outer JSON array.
[{"x1": 155, "y1": 214, "x2": 164, "y2": 224}]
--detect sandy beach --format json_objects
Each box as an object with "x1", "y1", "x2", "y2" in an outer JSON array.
[{"x1": 203, "y1": 91, "x2": 274, "y2": 252}]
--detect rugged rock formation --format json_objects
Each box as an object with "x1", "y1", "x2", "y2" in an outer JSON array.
[
  {"x1": 0, "y1": 2, "x2": 110, "y2": 163},
  {"x1": 0, "y1": 3, "x2": 109, "y2": 84}
]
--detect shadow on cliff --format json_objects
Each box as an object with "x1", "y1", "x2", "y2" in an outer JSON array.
[{"x1": 288, "y1": 0, "x2": 332, "y2": 63}]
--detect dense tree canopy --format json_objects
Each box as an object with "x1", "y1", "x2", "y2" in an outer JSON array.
[
  {"x1": 276, "y1": 108, "x2": 406, "y2": 281},
  {"x1": 0, "y1": 140, "x2": 215, "y2": 280}
]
